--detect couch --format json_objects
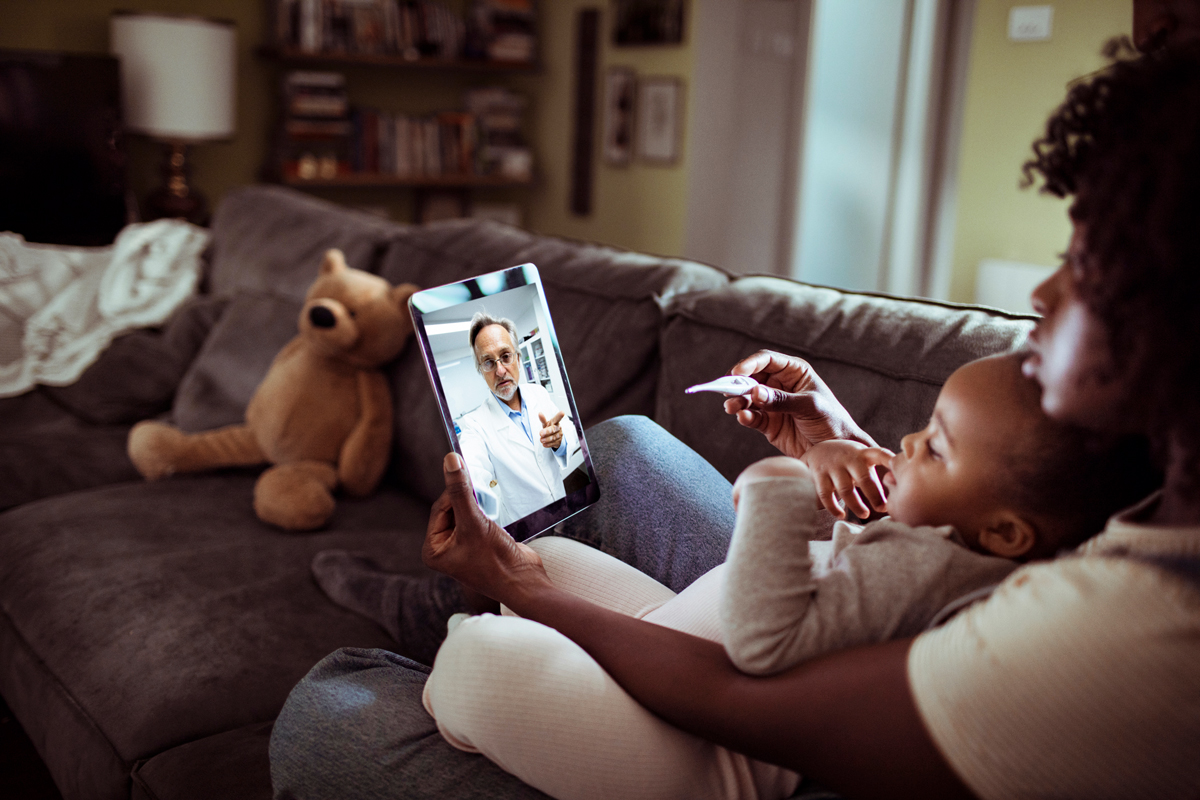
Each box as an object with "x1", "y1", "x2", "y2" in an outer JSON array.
[{"x1": 0, "y1": 185, "x2": 1034, "y2": 800}]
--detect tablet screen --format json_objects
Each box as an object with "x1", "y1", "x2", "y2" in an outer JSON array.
[{"x1": 409, "y1": 264, "x2": 599, "y2": 541}]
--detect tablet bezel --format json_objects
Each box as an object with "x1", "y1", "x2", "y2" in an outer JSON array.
[{"x1": 408, "y1": 263, "x2": 600, "y2": 541}]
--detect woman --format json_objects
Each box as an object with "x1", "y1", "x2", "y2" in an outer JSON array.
[{"x1": 270, "y1": 41, "x2": 1200, "y2": 800}]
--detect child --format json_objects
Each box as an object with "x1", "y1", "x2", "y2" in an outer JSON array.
[
  {"x1": 420, "y1": 352, "x2": 1159, "y2": 800},
  {"x1": 720, "y1": 351, "x2": 1155, "y2": 677}
]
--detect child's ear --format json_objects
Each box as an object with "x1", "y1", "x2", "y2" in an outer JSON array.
[{"x1": 977, "y1": 513, "x2": 1037, "y2": 559}]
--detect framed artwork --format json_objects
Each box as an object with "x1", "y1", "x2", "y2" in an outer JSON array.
[
  {"x1": 601, "y1": 67, "x2": 637, "y2": 165},
  {"x1": 636, "y1": 77, "x2": 683, "y2": 164},
  {"x1": 612, "y1": 0, "x2": 685, "y2": 46}
]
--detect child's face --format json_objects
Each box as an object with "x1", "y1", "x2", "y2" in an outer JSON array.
[{"x1": 884, "y1": 355, "x2": 1037, "y2": 549}]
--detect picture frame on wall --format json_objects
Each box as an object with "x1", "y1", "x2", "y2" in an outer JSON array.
[
  {"x1": 601, "y1": 67, "x2": 637, "y2": 166},
  {"x1": 636, "y1": 77, "x2": 683, "y2": 164},
  {"x1": 612, "y1": 0, "x2": 685, "y2": 46}
]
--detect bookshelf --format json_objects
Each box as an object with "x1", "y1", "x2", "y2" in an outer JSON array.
[
  {"x1": 260, "y1": 46, "x2": 538, "y2": 73},
  {"x1": 281, "y1": 173, "x2": 530, "y2": 188},
  {"x1": 262, "y1": 0, "x2": 537, "y2": 219}
]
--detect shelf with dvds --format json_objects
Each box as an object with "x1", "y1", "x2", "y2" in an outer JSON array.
[
  {"x1": 264, "y1": 0, "x2": 537, "y2": 220},
  {"x1": 281, "y1": 173, "x2": 531, "y2": 188},
  {"x1": 259, "y1": 46, "x2": 538, "y2": 73}
]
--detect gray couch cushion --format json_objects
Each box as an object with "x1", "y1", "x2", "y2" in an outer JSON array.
[
  {"x1": 0, "y1": 477, "x2": 432, "y2": 800},
  {"x1": 380, "y1": 219, "x2": 728, "y2": 502},
  {"x1": 207, "y1": 186, "x2": 403, "y2": 302},
  {"x1": 0, "y1": 296, "x2": 229, "y2": 511},
  {"x1": 42, "y1": 294, "x2": 229, "y2": 426},
  {"x1": 0, "y1": 390, "x2": 138, "y2": 511},
  {"x1": 172, "y1": 293, "x2": 301, "y2": 432},
  {"x1": 657, "y1": 277, "x2": 1036, "y2": 481}
]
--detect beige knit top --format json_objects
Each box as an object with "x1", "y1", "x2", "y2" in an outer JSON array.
[{"x1": 908, "y1": 493, "x2": 1200, "y2": 799}]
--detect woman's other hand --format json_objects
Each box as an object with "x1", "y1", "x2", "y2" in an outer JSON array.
[
  {"x1": 722, "y1": 350, "x2": 876, "y2": 458},
  {"x1": 423, "y1": 453, "x2": 549, "y2": 604},
  {"x1": 800, "y1": 440, "x2": 893, "y2": 520}
]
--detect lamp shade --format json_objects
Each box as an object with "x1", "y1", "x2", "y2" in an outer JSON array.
[{"x1": 111, "y1": 12, "x2": 236, "y2": 141}]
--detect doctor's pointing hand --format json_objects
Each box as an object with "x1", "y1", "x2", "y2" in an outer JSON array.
[{"x1": 539, "y1": 411, "x2": 565, "y2": 450}]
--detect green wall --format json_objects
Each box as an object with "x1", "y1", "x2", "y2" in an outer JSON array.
[
  {"x1": 510, "y1": 0, "x2": 695, "y2": 259},
  {"x1": 948, "y1": 0, "x2": 1131, "y2": 302},
  {"x1": 0, "y1": 0, "x2": 697, "y2": 258}
]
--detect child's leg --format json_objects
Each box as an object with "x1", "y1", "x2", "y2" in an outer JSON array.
[{"x1": 423, "y1": 613, "x2": 800, "y2": 800}]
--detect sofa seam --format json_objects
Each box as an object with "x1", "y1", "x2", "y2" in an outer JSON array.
[
  {"x1": 129, "y1": 764, "x2": 163, "y2": 800},
  {"x1": 127, "y1": 717, "x2": 277, "y2": 796},
  {"x1": 721, "y1": 273, "x2": 1040, "y2": 320}
]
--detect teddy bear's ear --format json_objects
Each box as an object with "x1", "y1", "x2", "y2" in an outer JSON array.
[
  {"x1": 389, "y1": 282, "x2": 419, "y2": 309},
  {"x1": 319, "y1": 249, "x2": 348, "y2": 276}
]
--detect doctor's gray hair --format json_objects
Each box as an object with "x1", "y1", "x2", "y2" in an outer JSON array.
[{"x1": 468, "y1": 311, "x2": 519, "y2": 371}]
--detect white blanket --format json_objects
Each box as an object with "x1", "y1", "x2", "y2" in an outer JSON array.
[{"x1": 0, "y1": 219, "x2": 209, "y2": 398}]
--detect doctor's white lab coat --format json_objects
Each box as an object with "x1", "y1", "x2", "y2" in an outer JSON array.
[{"x1": 457, "y1": 382, "x2": 578, "y2": 527}]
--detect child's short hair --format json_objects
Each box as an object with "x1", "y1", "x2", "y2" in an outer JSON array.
[{"x1": 1003, "y1": 417, "x2": 1160, "y2": 551}]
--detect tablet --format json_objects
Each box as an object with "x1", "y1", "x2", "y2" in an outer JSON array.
[{"x1": 408, "y1": 264, "x2": 600, "y2": 541}]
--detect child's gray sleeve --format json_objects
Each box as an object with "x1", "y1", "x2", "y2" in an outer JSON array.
[
  {"x1": 720, "y1": 476, "x2": 828, "y2": 675},
  {"x1": 720, "y1": 477, "x2": 1017, "y2": 676}
]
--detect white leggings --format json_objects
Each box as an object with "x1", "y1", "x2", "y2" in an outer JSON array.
[{"x1": 421, "y1": 537, "x2": 801, "y2": 800}]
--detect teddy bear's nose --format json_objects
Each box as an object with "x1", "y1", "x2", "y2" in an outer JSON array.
[{"x1": 309, "y1": 306, "x2": 336, "y2": 329}]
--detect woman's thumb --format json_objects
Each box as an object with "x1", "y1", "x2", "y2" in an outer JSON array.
[
  {"x1": 443, "y1": 453, "x2": 474, "y2": 503},
  {"x1": 752, "y1": 385, "x2": 822, "y2": 417}
]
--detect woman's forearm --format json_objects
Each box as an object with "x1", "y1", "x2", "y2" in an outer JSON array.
[{"x1": 504, "y1": 581, "x2": 975, "y2": 800}]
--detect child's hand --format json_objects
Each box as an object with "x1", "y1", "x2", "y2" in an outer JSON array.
[
  {"x1": 731, "y1": 456, "x2": 810, "y2": 511},
  {"x1": 800, "y1": 440, "x2": 894, "y2": 520}
]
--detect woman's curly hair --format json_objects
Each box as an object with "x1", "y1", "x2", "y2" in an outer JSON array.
[{"x1": 1022, "y1": 38, "x2": 1200, "y2": 481}]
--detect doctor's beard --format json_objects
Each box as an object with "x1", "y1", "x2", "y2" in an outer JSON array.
[{"x1": 492, "y1": 376, "x2": 519, "y2": 403}]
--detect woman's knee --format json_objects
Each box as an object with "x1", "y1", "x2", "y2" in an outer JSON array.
[
  {"x1": 583, "y1": 415, "x2": 662, "y2": 466},
  {"x1": 270, "y1": 648, "x2": 436, "y2": 798}
]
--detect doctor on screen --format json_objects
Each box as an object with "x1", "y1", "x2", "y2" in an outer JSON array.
[{"x1": 457, "y1": 311, "x2": 578, "y2": 527}]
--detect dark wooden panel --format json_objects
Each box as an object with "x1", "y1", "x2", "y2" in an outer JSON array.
[{"x1": 570, "y1": 9, "x2": 599, "y2": 216}]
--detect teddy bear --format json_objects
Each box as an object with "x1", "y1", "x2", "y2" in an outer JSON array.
[{"x1": 127, "y1": 249, "x2": 419, "y2": 531}]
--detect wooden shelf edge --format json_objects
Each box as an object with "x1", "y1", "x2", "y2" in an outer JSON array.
[
  {"x1": 281, "y1": 174, "x2": 533, "y2": 188},
  {"x1": 258, "y1": 46, "x2": 540, "y2": 73}
]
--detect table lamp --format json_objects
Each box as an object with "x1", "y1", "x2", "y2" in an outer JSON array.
[{"x1": 110, "y1": 11, "x2": 236, "y2": 224}]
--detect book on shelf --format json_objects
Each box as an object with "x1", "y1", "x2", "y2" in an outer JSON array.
[
  {"x1": 466, "y1": 87, "x2": 533, "y2": 180},
  {"x1": 349, "y1": 109, "x2": 477, "y2": 178},
  {"x1": 285, "y1": 70, "x2": 349, "y2": 117},
  {"x1": 278, "y1": 70, "x2": 352, "y2": 180},
  {"x1": 273, "y1": 0, "x2": 533, "y2": 63},
  {"x1": 276, "y1": 72, "x2": 531, "y2": 183}
]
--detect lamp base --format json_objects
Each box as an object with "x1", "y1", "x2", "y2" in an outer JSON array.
[{"x1": 144, "y1": 141, "x2": 208, "y2": 225}]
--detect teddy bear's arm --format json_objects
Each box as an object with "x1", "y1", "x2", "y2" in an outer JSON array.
[{"x1": 338, "y1": 369, "x2": 394, "y2": 496}]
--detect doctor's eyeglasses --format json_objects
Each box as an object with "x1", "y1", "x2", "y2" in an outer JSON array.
[{"x1": 478, "y1": 351, "x2": 517, "y2": 373}]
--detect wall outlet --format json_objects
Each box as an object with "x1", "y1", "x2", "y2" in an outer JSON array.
[{"x1": 1008, "y1": 5, "x2": 1054, "y2": 41}]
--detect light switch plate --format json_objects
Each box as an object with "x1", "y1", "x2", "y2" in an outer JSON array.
[{"x1": 1009, "y1": 5, "x2": 1054, "y2": 41}]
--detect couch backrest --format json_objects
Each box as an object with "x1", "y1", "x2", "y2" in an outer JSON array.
[
  {"x1": 206, "y1": 185, "x2": 401, "y2": 302},
  {"x1": 656, "y1": 277, "x2": 1036, "y2": 482},
  {"x1": 186, "y1": 185, "x2": 1037, "y2": 503}
]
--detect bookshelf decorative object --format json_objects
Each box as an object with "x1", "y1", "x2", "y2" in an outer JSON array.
[{"x1": 265, "y1": 0, "x2": 537, "y2": 200}]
